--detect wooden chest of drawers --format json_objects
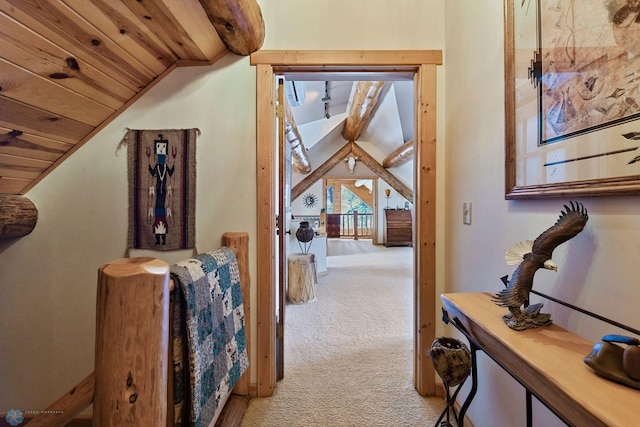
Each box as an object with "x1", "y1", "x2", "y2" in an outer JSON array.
[{"x1": 384, "y1": 209, "x2": 412, "y2": 247}]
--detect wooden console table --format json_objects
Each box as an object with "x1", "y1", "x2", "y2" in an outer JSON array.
[{"x1": 440, "y1": 292, "x2": 639, "y2": 427}]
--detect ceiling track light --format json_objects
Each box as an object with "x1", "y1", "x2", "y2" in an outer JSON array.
[{"x1": 322, "y1": 81, "x2": 331, "y2": 119}]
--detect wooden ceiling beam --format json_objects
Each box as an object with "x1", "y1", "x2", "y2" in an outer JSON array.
[
  {"x1": 199, "y1": 0, "x2": 265, "y2": 56},
  {"x1": 383, "y1": 139, "x2": 414, "y2": 168},
  {"x1": 284, "y1": 101, "x2": 311, "y2": 174},
  {"x1": 0, "y1": 195, "x2": 37, "y2": 238},
  {"x1": 342, "y1": 81, "x2": 385, "y2": 142},
  {"x1": 292, "y1": 141, "x2": 412, "y2": 202},
  {"x1": 350, "y1": 142, "x2": 413, "y2": 201},
  {"x1": 291, "y1": 142, "x2": 352, "y2": 201}
]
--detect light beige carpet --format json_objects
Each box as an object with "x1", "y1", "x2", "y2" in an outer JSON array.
[{"x1": 241, "y1": 239, "x2": 445, "y2": 426}]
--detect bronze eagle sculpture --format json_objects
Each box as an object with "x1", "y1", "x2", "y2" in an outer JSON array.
[{"x1": 493, "y1": 201, "x2": 589, "y2": 330}]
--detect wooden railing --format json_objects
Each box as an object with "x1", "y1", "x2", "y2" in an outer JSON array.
[
  {"x1": 28, "y1": 232, "x2": 250, "y2": 427},
  {"x1": 337, "y1": 212, "x2": 373, "y2": 239},
  {"x1": 25, "y1": 373, "x2": 95, "y2": 426}
]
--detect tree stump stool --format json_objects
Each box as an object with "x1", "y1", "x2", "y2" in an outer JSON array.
[{"x1": 288, "y1": 253, "x2": 317, "y2": 303}]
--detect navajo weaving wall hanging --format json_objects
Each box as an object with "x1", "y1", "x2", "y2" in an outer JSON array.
[{"x1": 124, "y1": 128, "x2": 198, "y2": 252}]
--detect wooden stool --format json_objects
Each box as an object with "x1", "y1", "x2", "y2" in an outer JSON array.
[{"x1": 287, "y1": 253, "x2": 317, "y2": 303}]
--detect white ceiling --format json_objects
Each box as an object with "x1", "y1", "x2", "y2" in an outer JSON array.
[
  {"x1": 287, "y1": 79, "x2": 415, "y2": 145},
  {"x1": 287, "y1": 81, "x2": 351, "y2": 124},
  {"x1": 288, "y1": 79, "x2": 416, "y2": 190}
]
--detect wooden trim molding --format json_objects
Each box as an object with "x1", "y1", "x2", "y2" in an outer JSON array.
[
  {"x1": 250, "y1": 50, "x2": 443, "y2": 66},
  {"x1": 251, "y1": 50, "x2": 441, "y2": 398},
  {"x1": 255, "y1": 63, "x2": 277, "y2": 397},
  {"x1": 413, "y1": 64, "x2": 438, "y2": 396}
]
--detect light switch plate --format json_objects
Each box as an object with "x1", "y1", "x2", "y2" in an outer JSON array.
[{"x1": 463, "y1": 202, "x2": 472, "y2": 225}]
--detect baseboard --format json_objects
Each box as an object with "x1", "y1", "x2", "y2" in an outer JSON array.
[
  {"x1": 248, "y1": 382, "x2": 258, "y2": 398},
  {"x1": 0, "y1": 414, "x2": 91, "y2": 427}
]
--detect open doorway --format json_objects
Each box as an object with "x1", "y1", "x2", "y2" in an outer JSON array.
[
  {"x1": 251, "y1": 50, "x2": 442, "y2": 398},
  {"x1": 324, "y1": 178, "x2": 376, "y2": 241}
]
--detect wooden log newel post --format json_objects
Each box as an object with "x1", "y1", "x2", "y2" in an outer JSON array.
[
  {"x1": 0, "y1": 195, "x2": 37, "y2": 238},
  {"x1": 94, "y1": 257, "x2": 170, "y2": 426},
  {"x1": 221, "y1": 231, "x2": 251, "y2": 395}
]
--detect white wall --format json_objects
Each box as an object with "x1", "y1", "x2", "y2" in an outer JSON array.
[
  {"x1": 0, "y1": 54, "x2": 257, "y2": 411},
  {"x1": 445, "y1": 1, "x2": 640, "y2": 426},
  {"x1": 0, "y1": 0, "x2": 445, "y2": 414}
]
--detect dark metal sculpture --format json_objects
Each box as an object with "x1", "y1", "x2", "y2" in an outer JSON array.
[{"x1": 493, "y1": 201, "x2": 589, "y2": 330}]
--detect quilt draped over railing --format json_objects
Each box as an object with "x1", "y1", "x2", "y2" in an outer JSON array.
[{"x1": 170, "y1": 247, "x2": 249, "y2": 427}]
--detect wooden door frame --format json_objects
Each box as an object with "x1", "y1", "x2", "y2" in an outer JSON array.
[{"x1": 250, "y1": 50, "x2": 442, "y2": 397}]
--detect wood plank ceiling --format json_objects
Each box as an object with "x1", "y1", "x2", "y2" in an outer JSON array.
[{"x1": 0, "y1": 0, "x2": 263, "y2": 196}]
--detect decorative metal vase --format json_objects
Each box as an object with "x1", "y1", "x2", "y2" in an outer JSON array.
[
  {"x1": 295, "y1": 221, "x2": 314, "y2": 254},
  {"x1": 429, "y1": 337, "x2": 471, "y2": 387},
  {"x1": 429, "y1": 337, "x2": 472, "y2": 427}
]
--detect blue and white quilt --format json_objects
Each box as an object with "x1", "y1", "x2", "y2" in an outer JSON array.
[{"x1": 170, "y1": 247, "x2": 248, "y2": 427}]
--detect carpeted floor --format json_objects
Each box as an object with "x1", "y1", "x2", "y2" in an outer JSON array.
[{"x1": 241, "y1": 239, "x2": 445, "y2": 426}]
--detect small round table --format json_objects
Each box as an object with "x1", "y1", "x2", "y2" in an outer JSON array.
[{"x1": 287, "y1": 253, "x2": 317, "y2": 304}]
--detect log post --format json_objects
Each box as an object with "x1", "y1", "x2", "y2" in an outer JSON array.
[
  {"x1": 94, "y1": 257, "x2": 170, "y2": 426},
  {"x1": 221, "y1": 232, "x2": 251, "y2": 396},
  {"x1": 199, "y1": 0, "x2": 265, "y2": 55},
  {"x1": 353, "y1": 211, "x2": 359, "y2": 240},
  {"x1": 0, "y1": 195, "x2": 37, "y2": 238}
]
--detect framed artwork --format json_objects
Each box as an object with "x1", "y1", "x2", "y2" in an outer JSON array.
[{"x1": 505, "y1": 0, "x2": 640, "y2": 198}]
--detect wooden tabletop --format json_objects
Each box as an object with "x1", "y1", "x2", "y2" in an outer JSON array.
[{"x1": 441, "y1": 292, "x2": 639, "y2": 427}]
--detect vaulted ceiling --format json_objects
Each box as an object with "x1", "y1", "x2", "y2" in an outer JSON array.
[{"x1": 0, "y1": 0, "x2": 264, "y2": 196}]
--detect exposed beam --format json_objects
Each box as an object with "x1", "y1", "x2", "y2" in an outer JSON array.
[
  {"x1": 292, "y1": 141, "x2": 412, "y2": 202},
  {"x1": 342, "y1": 81, "x2": 385, "y2": 142},
  {"x1": 383, "y1": 139, "x2": 414, "y2": 168},
  {"x1": 350, "y1": 142, "x2": 413, "y2": 201},
  {"x1": 291, "y1": 142, "x2": 352, "y2": 200},
  {"x1": 0, "y1": 195, "x2": 37, "y2": 237},
  {"x1": 199, "y1": 0, "x2": 265, "y2": 56},
  {"x1": 284, "y1": 101, "x2": 311, "y2": 174}
]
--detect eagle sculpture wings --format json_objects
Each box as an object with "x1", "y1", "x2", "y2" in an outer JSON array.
[{"x1": 493, "y1": 201, "x2": 589, "y2": 330}]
